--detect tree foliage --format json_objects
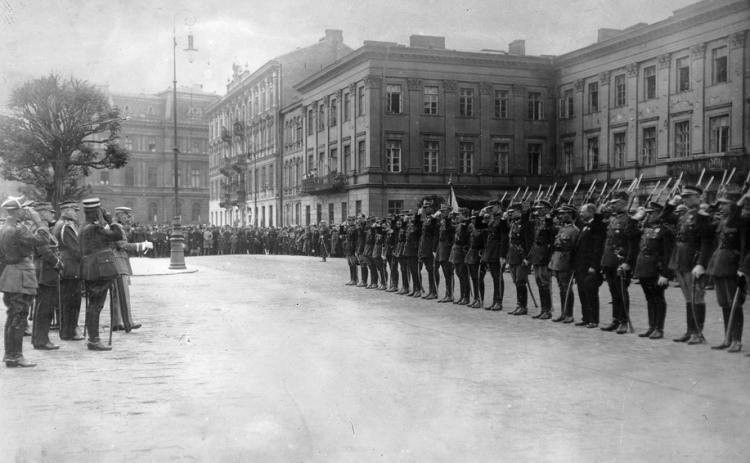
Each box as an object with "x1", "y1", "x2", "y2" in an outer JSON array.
[{"x1": 0, "y1": 73, "x2": 130, "y2": 207}]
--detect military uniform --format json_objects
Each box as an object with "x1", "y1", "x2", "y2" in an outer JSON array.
[
  {"x1": 506, "y1": 206, "x2": 533, "y2": 315},
  {"x1": 319, "y1": 223, "x2": 331, "y2": 262},
  {"x1": 404, "y1": 213, "x2": 422, "y2": 296},
  {"x1": 418, "y1": 203, "x2": 441, "y2": 300},
  {"x1": 436, "y1": 212, "x2": 455, "y2": 302},
  {"x1": 481, "y1": 201, "x2": 509, "y2": 311},
  {"x1": 53, "y1": 204, "x2": 85, "y2": 341},
  {"x1": 549, "y1": 210, "x2": 580, "y2": 323},
  {"x1": 356, "y1": 219, "x2": 368, "y2": 287},
  {"x1": 31, "y1": 203, "x2": 64, "y2": 349},
  {"x1": 395, "y1": 214, "x2": 411, "y2": 295},
  {"x1": 340, "y1": 218, "x2": 359, "y2": 285},
  {"x1": 449, "y1": 209, "x2": 472, "y2": 305},
  {"x1": 528, "y1": 201, "x2": 557, "y2": 318},
  {"x1": 372, "y1": 221, "x2": 387, "y2": 289},
  {"x1": 467, "y1": 214, "x2": 488, "y2": 308},
  {"x1": 571, "y1": 211, "x2": 606, "y2": 327},
  {"x1": 633, "y1": 206, "x2": 675, "y2": 339},
  {"x1": 385, "y1": 217, "x2": 400, "y2": 292}
]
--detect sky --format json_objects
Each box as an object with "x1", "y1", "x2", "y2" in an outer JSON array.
[{"x1": 0, "y1": 0, "x2": 698, "y2": 106}]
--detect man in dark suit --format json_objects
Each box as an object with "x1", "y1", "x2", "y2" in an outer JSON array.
[
  {"x1": 31, "y1": 202, "x2": 64, "y2": 350},
  {"x1": 435, "y1": 205, "x2": 455, "y2": 303},
  {"x1": 527, "y1": 200, "x2": 557, "y2": 319},
  {"x1": 54, "y1": 200, "x2": 85, "y2": 341},
  {"x1": 0, "y1": 196, "x2": 52, "y2": 367},
  {"x1": 506, "y1": 202, "x2": 533, "y2": 315},
  {"x1": 571, "y1": 203, "x2": 606, "y2": 328},
  {"x1": 418, "y1": 200, "x2": 440, "y2": 300},
  {"x1": 481, "y1": 200, "x2": 508, "y2": 311}
]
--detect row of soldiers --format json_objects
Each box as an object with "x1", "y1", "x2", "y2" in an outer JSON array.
[
  {"x1": 191, "y1": 224, "x2": 334, "y2": 258},
  {"x1": 338, "y1": 184, "x2": 750, "y2": 353},
  {"x1": 1, "y1": 197, "x2": 152, "y2": 368}
]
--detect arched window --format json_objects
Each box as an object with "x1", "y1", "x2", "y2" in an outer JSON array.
[
  {"x1": 148, "y1": 202, "x2": 158, "y2": 222},
  {"x1": 192, "y1": 203, "x2": 201, "y2": 222},
  {"x1": 147, "y1": 106, "x2": 154, "y2": 115}
]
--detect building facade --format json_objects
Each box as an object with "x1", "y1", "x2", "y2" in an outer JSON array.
[
  {"x1": 84, "y1": 85, "x2": 218, "y2": 224},
  {"x1": 206, "y1": 30, "x2": 352, "y2": 227}
]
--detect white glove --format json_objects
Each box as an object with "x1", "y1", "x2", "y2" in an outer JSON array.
[{"x1": 139, "y1": 241, "x2": 154, "y2": 252}]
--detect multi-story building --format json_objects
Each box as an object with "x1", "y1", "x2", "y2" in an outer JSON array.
[
  {"x1": 85, "y1": 85, "x2": 218, "y2": 224},
  {"x1": 206, "y1": 30, "x2": 352, "y2": 227},
  {"x1": 555, "y1": 0, "x2": 749, "y2": 202},
  {"x1": 288, "y1": 36, "x2": 556, "y2": 224}
]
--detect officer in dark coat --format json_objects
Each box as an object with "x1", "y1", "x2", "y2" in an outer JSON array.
[
  {"x1": 372, "y1": 219, "x2": 387, "y2": 290},
  {"x1": 0, "y1": 196, "x2": 52, "y2": 367},
  {"x1": 467, "y1": 211, "x2": 488, "y2": 308},
  {"x1": 506, "y1": 202, "x2": 533, "y2": 315},
  {"x1": 340, "y1": 215, "x2": 359, "y2": 285},
  {"x1": 31, "y1": 202, "x2": 64, "y2": 350},
  {"x1": 418, "y1": 200, "x2": 440, "y2": 300},
  {"x1": 385, "y1": 215, "x2": 400, "y2": 292},
  {"x1": 632, "y1": 202, "x2": 675, "y2": 339},
  {"x1": 550, "y1": 205, "x2": 580, "y2": 324},
  {"x1": 449, "y1": 207, "x2": 472, "y2": 305},
  {"x1": 355, "y1": 214, "x2": 368, "y2": 287},
  {"x1": 395, "y1": 212, "x2": 411, "y2": 295},
  {"x1": 53, "y1": 201, "x2": 85, "y2": 341},
  {"x1": 79, "y1": 198, "x2": 125, "y2": 351},
  {"x1": 481, "y1": 200, "x2": 509, "y2": 311},
  {"x1": 319, "y1": 221, "x2": 331, "y2": 262},
  {"x1": 364, "y1": 217, "x2": 378, "y2": 288},
  {"x1": 707, "y1": 192, "x2": 747, "y2": 352},
  {"x1": 435, "y1": 205, "x2": 455, "y2": 303},
  {"x1": 404, "y1": 211, "x2": 423, "y2": 297},
  {"x1": 600, "y1": 190, "x2": 640, "y2": 334},
  {"x1": 661, "y1": 185, "x2": 714, "y2": 344},
  {"x1": 527, "y1": 200, "x2": 557, "y2": 319},
  {"x1": 571, "y1": 203, "x2": 606, "y2": 328}
]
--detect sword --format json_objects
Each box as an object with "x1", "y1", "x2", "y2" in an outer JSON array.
[
  {"x1": 108, "y1": 281, "x2": 114, "y2": 347},
  {"x1": 563, "y1": 274, "x2": 575, "y2": 319},
  {"x1": 526, "y1": 277, "x2": 538, "y2": 309},
  {"x1": 724, "y1": 283, "x2": 742, "y2": 346},
  {"x1": 691, "y1": 276, "x2": 707, "y2": 343}
]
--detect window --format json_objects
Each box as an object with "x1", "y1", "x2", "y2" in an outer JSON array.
[
  {"x1": 343, "y1": 145, "x2": 351, "y2": 174},
  {"x1": 305, "y1": 205, "x2": 310, "y2": 226},
  {"x1": 559, "y1": 89, "x2": 574, "y2": 118},
  {"x1": 528, "y1": 144, "x2": 542, "y2": 174},
  {"x1": 563, "y1": 141, "x2": 574, "y2": 173},
  {"x1": 269, "y1": 164, "x2": 274, "y2": 188},
  {"x1": 675, "y1": 121, "x2": 691, "y2": 157},
  {"x1": 296, "y1": 118, "x2": 302, "y2": 141},
  {"x1": 642, "y1": 127, "x2": 656, "y2": 165},
  {"x1": 148, "y1": 139, "x2": 157, "y2": 152},
  {"x1": 388, "y1": 200, "x2": 403, "y2": 215},
  {"x1": 644, "y1": 66, "x2": 656, "y2": 100},
  {"x1": 494, "y1": 90, "x2": 509, "y2": 118},
  {"x1": 344, "y1": 93, "x2": 351, "y2": 121},
  {"x1": 341, "y1": 202, "x2": 347, "y2": 222},
  {"x1": 587, "y1": 137, "x2": 599, "y2": 171},
  {"x1": 493, "y1": 142, "x2": 509, "y2": 174},
  {"x1": 148, "y1": 203, "x2": 158, "y2": 222},
  {"x1": 357, "y1": 140, "x2": 366, "y2": 172},
  {"x1": 614, "y1": 132, "x2": 626, "y2": 168},
  {"x1": 423, "y1": 141, "x2": 439, "y2": 173},
  {"x1": 124, "y1": 137, "x2": 133, "y2": 150},
  {"x1": 330, "y1": 99, "x2": 337, "y2": 126},
  {"x1": 316, "y1": 204, "x2": 322, "y2": 225},
  {"x1": 614, "y1": 74, "x2": 626, "y2": 107},
  {"x1": 677, "y1": 56, "x2": 690, "y2": 92},
  {"x1": 385, "y1": 140, "x2": 401, "y2": 172},
  {"x1": 100, "y1": 170, "x2": 110, "y2": 185},
  {"x1": 528, "y1": 92, "x2": 543, "y2": 120},
  {"x1": 124, "y1": 167, "x2": 134, "y2": 186},
  {"x1": 355, "y1": 200, "x2": 362, "y2": 216},
  {"x1": 709, "y1": 115, "x2": 729, "y2": 153},
  {"x1": 192, "y1": 140, "x2": 201, "y2": 153},
  {"x1": 458, "y1": 142, "x2": 474, "y2": 174},
  {"x1": 307, "y1": 108, "x2": 314, "y2": 134},
  {"x1": 192, "y1": 203, "x2": 201, "y2": 222},
  {"x1": 424, "y1": 86, "x2": 438, "y2": 115},
  {"x1": 386, "y1": 85, "x2": 402, "y2": 114},
  {"x1": 317, "y1": 104, "x2": 325, "y2": 131},
  {"x1": 459, "y1": 88, "x2": 474, "y2": 117},
  {"x1": 588, "y1": 82, "x2": 599, "y2": 112},
  {"x1": 148, "y1": 167, "x2": 157, "y2": 187},
  {"x1": 329, "y1": 148, "x2": 337, "y2": 173},
  {"x1": 712, "y1": 47, "x2": 728, "y2": 84},
  {"x1": 191, "y1": 169, "x2": 200, "y2": 188},
  {"x1": 358, "y1": 86, "x2": 365, "y2": 116}
]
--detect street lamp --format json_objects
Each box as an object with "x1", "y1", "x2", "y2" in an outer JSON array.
[{"x1": 169, "y1": 9, "x2": 198, "y2": 270}]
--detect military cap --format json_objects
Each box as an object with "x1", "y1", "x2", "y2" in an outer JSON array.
[
  {"x1": 556, "y1": 204, "x2": 577, "y2": 216},
  {"x1": 717, "y1": 192, "x2": 741, "y2": 204},
  {"x1": 21, "y1": 200, "x2": 36, "y2": 209},
  {"x1": 82, "y1": 198, "x2": 101, "y2": 211},
  {"x1": 681, "y1": 185, "x2": 703, "y2": 196},
  {"x1": 387, "y1": 213, "x2": 395, "y2": 220},
  {"x1": 534, "y1": 199, "x2": 552, "y2": 209},
  {"x1": 0, "y1": 196, "x2": 24, "y2": 210},
  {"x1": 114, "y1": 206, "x2": 132, "y2": 213},
  {"x1": 422, "y1": 199, "x2": 434, "y2": 207},
  {"x1": 366, "y1": 215, "x2": 376, "y2": 222},
  {"x1": 346, "y1": 215, "x2": 355, "y2": 220},
  {"x1": 33, "y1": 202, "x2": 55, "y2": 213},
  {"x1": 440, "y1": 203, "x2": 452, "y2": 211},
  {"x1": 507, "y1": 202, "x2": 523, "y2": 212},
  {"x1": 487, "y1": 199, "x2": 501, "y2": 207},
  {"x1": 58, "y1": 200, "x2": 79, "y2": 211},
  {"x1": 609, "y1": 190, "x2": 630, "y2": 204},
  {"x1": 675, "y1": 204, "x2": 689, "y2": 213},
  {"x1": 457, "y1": 207, "x2": 470, "y2": 215},
  {"x1": 643, "y1": 201, "x2": 665, "y2": 212},
  {"x1": 400, "y1": 210, "x2": 413, "y2": 216},
  {"x1": 470, "y1": 209, "x2": 480, "y2": 218}
]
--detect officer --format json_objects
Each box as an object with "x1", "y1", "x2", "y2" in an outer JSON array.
[
  {"x1": 340, "y1": 215, "x2": 359, "y2": 286},
  {"x1": 355, "y1": 214, "x2": 368, "y2": 287},
  {"x1": 79, "y1": 198, "x2": 125, "y2": 351},
  {"x1": 31, "y1": 202, "x2": 64, "y2": 350},
  {"x1": 706, "y1": 191, "x2": 746, "y2": 352},
  {"x1": 506, "y1": 202, "x2": 532, "y2": 315},
  {"x1": 372, "y1": 218, "x2": 388, "y2": 290},
  {"x1": 418, "y1": 200, "x2": 440, "y2": 300},
  {"x1": 527, "y1": 200, "x2": 557, "y2": 319},
  {"x1": 0, "y1": 196, "x2": 53, "y2": 367},
  {"x1": 363, "y1": 216, "x2": 379, "y2": 288},
  {"x1": 467, "y1": 210, "x2": 488, "y2": 308},
  {"x1": 571, "y1": 203, "x2": 606, "y2": 328},
  {"x1": 395, "y1": 211, "x2": 412, "y2": 295},
  {"x1": 319, "y1": 221, "x2": 331, "y2": 262},
  {"x1": 435, "y1": 204, "x2": 455, "y2": 303},
  {"x1": 661, "y1": 185, "x2": 713, "y2": 344},
  {"x1": 404, "y1": 211, "x2": 423, "y2": 297},
  {"x1": 53, "y1": 200, "x2": 85, "y2": 341},
  {"x1": 550, "y1": 204, "x2": 580, "y2": 323},
  {"x1": 385, "y1": 214, "x2": 400, "y2": 292},
  {"x1": 449, "y1": 207, "x2": 472, "y2": 305},
  {"x1": 600, "y1": 191, "x2": 640, "y2": 334},
  {"x1": 632, "y1": 202, "x2": 675, "y2": 339},
  {"x1": 481, "y1": 200, "x2": 508, "y2": 311}
]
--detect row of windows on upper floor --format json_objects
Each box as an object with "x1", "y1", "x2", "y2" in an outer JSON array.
[
  {"x1": 118, "y1": 136, "x2": 205, "y2": 153},
  {"x1": 564, "y1": 114, "x2": 731, "y2": 172},
  {"x1": 209, "y1": 163, "x2": 276, "y2": 200},
  {"x1": 208, "y1": 83, "x2": 277, "y2": 139},
  {"x1": 559, "y1": 44, "x2": 733, "y2": 118},
  {"x1": 96, "y1": 165, "x2": 206, "y2": 188}
]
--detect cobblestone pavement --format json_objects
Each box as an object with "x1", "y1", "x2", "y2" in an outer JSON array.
[{"x1": 2, "y1": 255, "x2": 750, "y2": 462}]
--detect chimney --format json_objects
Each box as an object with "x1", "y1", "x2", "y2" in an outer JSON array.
[
  {"x1": 324, "y1": 29, "x2": 343, "y2": 43},
  {"x1": 509, "y1": 40, "x2": 525, "y2": 56},
  {"x1": 409, "y1": 35, "x2": 445, "y2": 49},
  {"x1": 597, "y1": 28, "x2": 623, "y2": 43}
]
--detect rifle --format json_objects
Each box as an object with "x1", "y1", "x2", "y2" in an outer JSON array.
[
  {"x1": 534, "y1": 184, "x2": 543, "y2": 201},
  {"x1": 627, "y1": 174, "x2": 643, "y2": 193},
  {"x1": 594, "y1": 182, "x2": 608, "y2": 207},
  {"x1": 654, "y1": 178, "x2": 671, "y2": 203},
  {"x1": 703, "y1": 176, "x2": 715, "y2": 197},
  {"x1": 520, "y1": 186, "x2": 529, "y2": 203},
  {"x1": 582, "y1": 180, "x2": 597, "y2": 205},
  {"x1": 697, "y1": 168, "x2": 706, "y2": 186},
  {"x1": 718, "y1": 168, "x2": 737, "y2": 198},
  {"x1": 510, "y1": 187, "x2": 521, "y2": 204},
  {"x1": 500, "y1": 191, "x2": 508, "y2": 205},
  {"x1": 568, "y1": 179, "x2": 582, "y2": 206},
  {"x1": 545, "y1": 183, "x2": 557, "y2": 201},
  {"x1": 642, "y1": 180, "x2": 661, "y2": 206},
  {"x1": 669, "y1": 171, "x2": 684, "y2": 199},
  {"x1": 553, "y1": 182, "x2": 568, "y2": 209}
]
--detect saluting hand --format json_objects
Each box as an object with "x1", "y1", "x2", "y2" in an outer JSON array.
[{"x1": 657, "y1": 276, "x2": 669, "y2": 287}]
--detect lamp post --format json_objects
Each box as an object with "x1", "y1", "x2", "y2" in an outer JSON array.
[{"x1": 169, "y1": 10, "x2": 198, "y2": 270}]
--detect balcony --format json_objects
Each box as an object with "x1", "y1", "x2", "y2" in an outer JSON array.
[
  {"x1": 301, "y1": 171, "x2": 347, "y2": 195},
  {"x1": 665, "y1": 153, "x2": 749, "y2": 177},
  {"x1": 218, "y1": 158, "x2": 232, "y2": 177},
  {"x1": 231, "y1": 155, "x2": 247, "y2": 173},
  {"x1": 233, "y1": 189, "x2": 247, "y2": 204}
]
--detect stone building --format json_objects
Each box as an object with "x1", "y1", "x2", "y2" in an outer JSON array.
[
  {"x1": 206, "y1": 30, "x2": 352, "y2": 227},
  {"x1": 84, "y1": 85, "x2": 218, "y2": 224}
]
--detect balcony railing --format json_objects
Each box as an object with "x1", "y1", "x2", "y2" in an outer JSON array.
[
  {"x1": 301, "y1": 172, "x2": 347, "y2": 195},
  {"x1": 218, "y1": 157, "x2": 232, "y2": 177}
]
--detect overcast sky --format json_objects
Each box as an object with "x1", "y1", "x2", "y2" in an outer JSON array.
[{"x1": 1, "y1": 0, "x2": 696, "y2": 106}]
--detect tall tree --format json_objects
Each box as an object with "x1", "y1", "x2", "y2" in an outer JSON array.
[{"x1": 0, "y1": 73, "x2": 130, "y2": 208}]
